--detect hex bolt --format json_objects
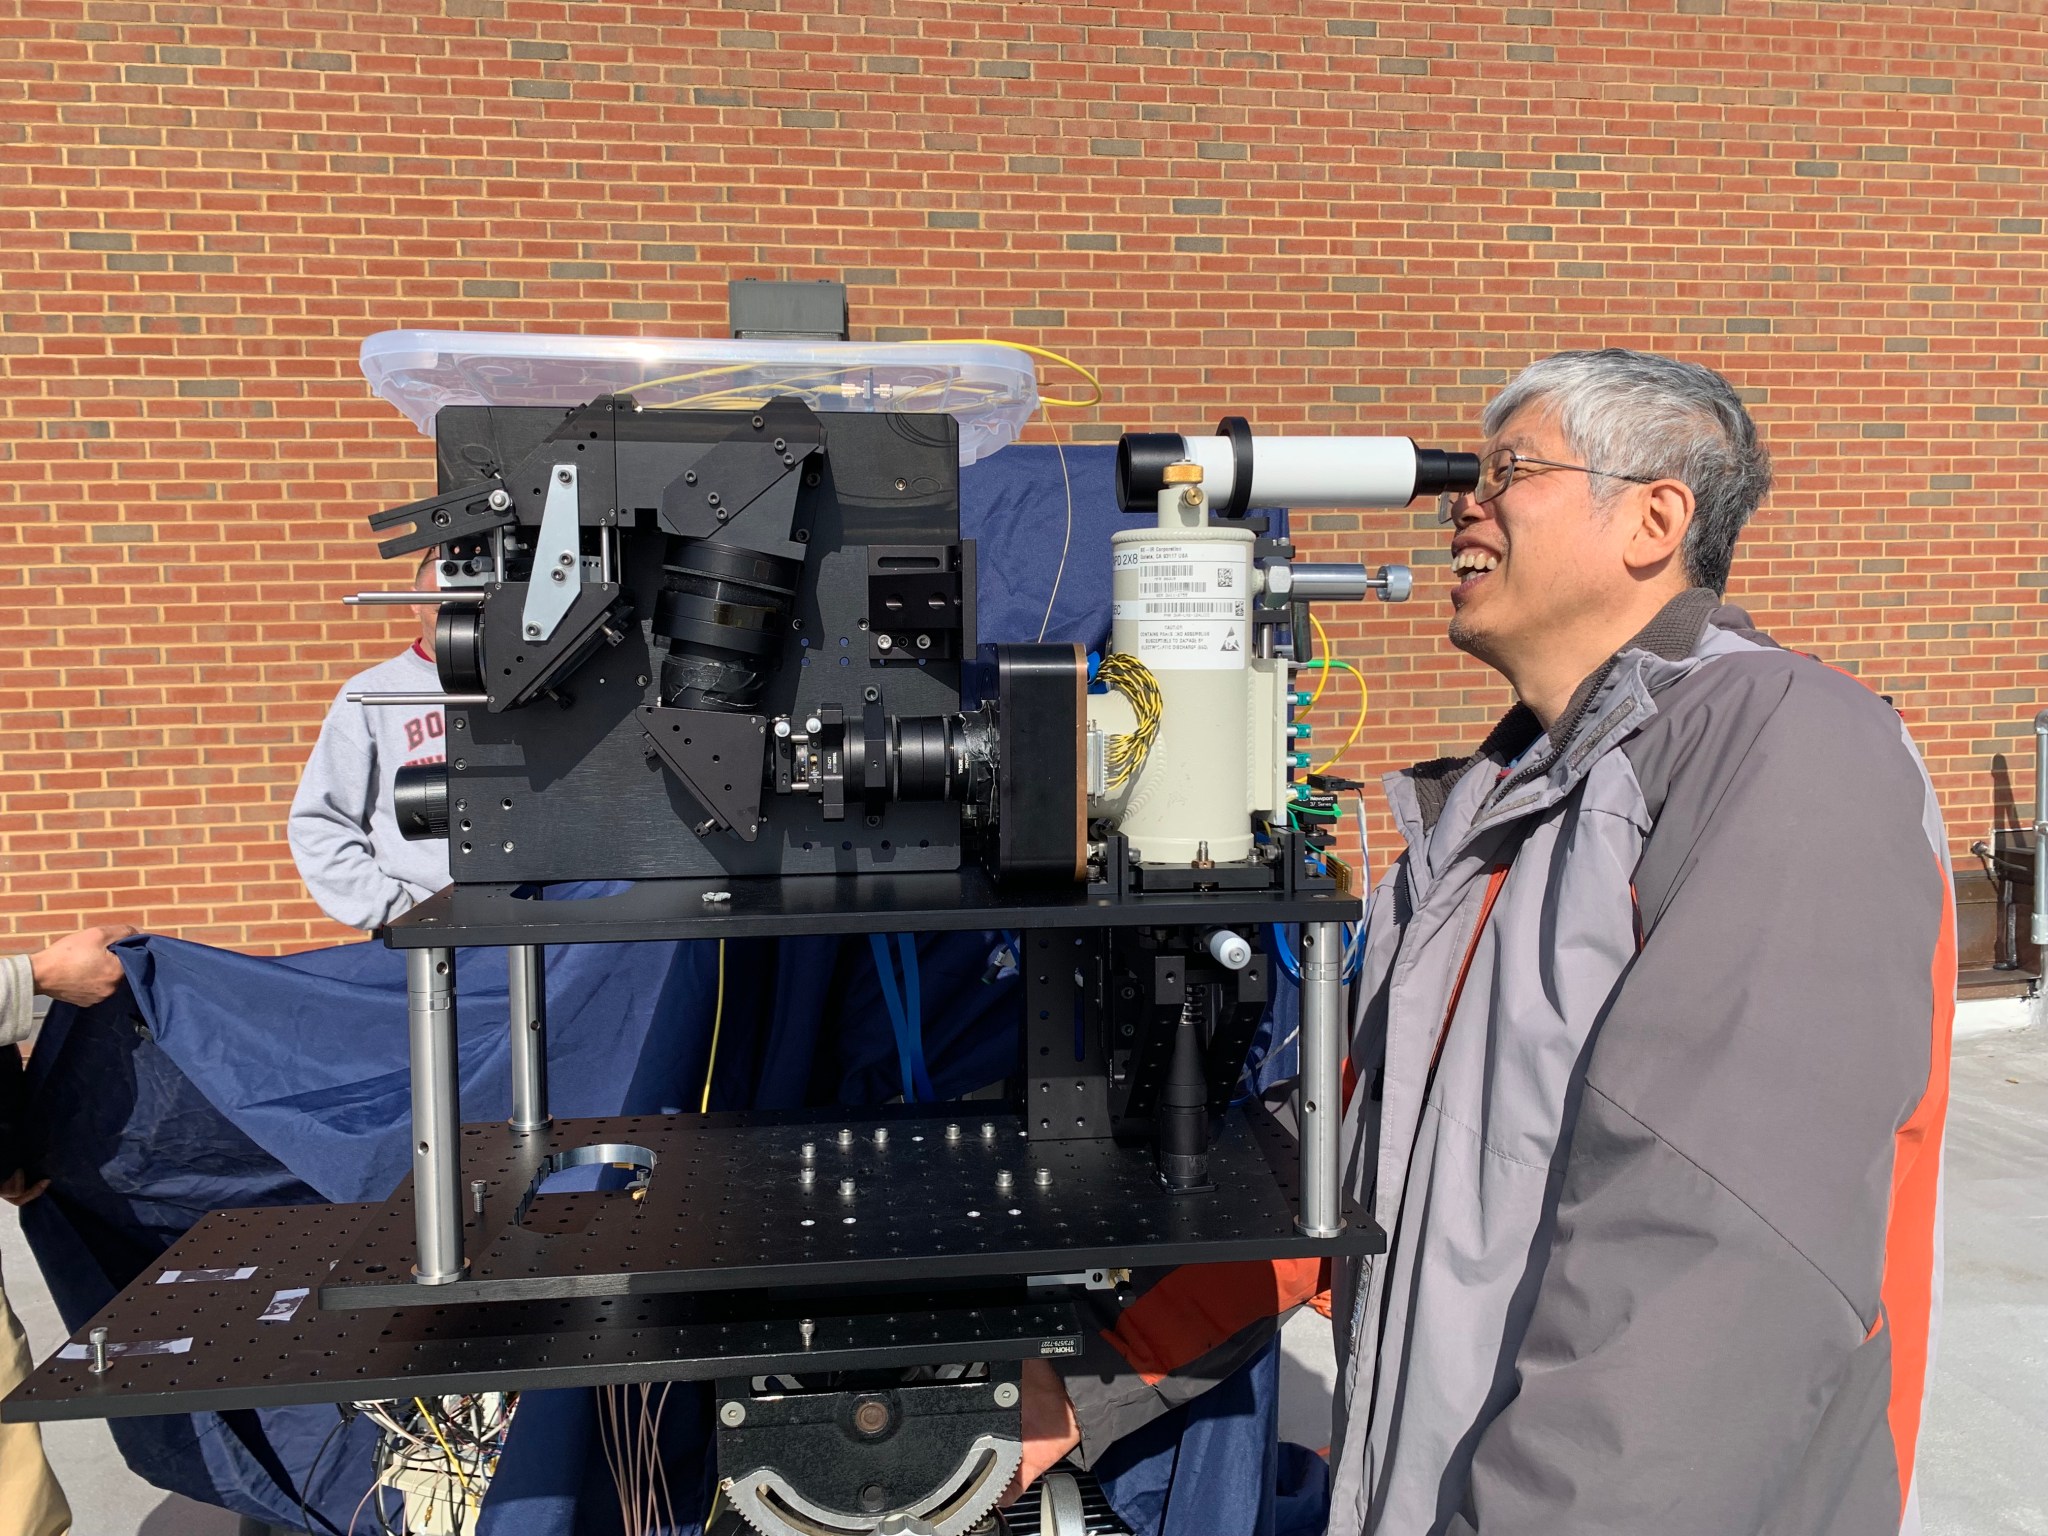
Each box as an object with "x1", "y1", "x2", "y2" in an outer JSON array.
[
  {"x1": 88, "y1": 1327, "x2": 109, "y2": 1375},
  {"x1": 719, "y1": 1400, "x2": 747, "y2": 1427},
  {"x1": 1034, "y1": 1166, "x2": 1053, "y2": 1189},
  {"x1": 993, "y1": 1380, "x2": 1021, "y2": 1409},
  {"x1": 470, "y1": 1178, "x2": 487, "y2": 1215},
  {"x1": 839, "y1": 1178, "x2": 857, "y2": 1199},
  {"x1": 487, "y1": 488, "x2": 511, "y2": 511}
]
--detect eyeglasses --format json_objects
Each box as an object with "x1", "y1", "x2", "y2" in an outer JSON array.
[{"x1": 1437, "y1": 447, "x2": 1659, "y2": 523}]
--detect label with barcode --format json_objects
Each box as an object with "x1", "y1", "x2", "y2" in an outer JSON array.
[{"x1": 1114, "y1": 542, "x2": 1250, "y2": 670}]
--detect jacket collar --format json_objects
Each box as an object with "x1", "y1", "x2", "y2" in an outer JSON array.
[{"x1": 1398, "y1": 587, "x2": 1725, "y2": 839}]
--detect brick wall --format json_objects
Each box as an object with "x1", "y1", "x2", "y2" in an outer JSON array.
[{"x1": 2, "y1": 1, "x2": 2042, "y2": 951}]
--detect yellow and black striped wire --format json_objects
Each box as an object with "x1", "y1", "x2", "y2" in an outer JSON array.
[{"x1": 1096, "y1": 651, "x2": 1163, "y2": 791}]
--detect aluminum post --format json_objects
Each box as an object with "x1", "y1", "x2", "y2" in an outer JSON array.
[
  {"x1": 1296, "y1": 920, "x2": 1347, "y2": 1238},
  {"x1": 407, "y1": 947, "x2": 465, "y2": 1284},
  {"x1": 2034, "y1": 711, "x2": 2048, "y2": 947},
  {"x1": 507, "y1": 944, "x2": 550, "y2": 1132}
]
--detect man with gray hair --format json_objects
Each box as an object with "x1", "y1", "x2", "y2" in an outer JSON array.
[{"x1": 1024, "y1": 350, "x2": 1952, "y2": 1535}]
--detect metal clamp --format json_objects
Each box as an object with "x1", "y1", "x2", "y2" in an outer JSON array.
[{"x1": 520, "y1": 464, "x2": 584, "y2": 643}]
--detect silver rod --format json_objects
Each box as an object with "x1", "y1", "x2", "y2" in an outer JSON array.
[
  {"x1": 345, "y1": 590, "x2": 487, "y2": 606},
  {"x1": 1296, "y1": 920, "x2": 1346, "y2": 1239},
  {"x1": 2033, "y1": 711, "x2": 2048, "y2": 946},
  {"x1": 347, "y1": 692, "x2": 490, "y2": 707},
  {"x1": 507, "y1": 944, "x2": 550, "y2": 1132},
  {"x1": 407, "y1": 947, "x2": 465, "y2": 1284}
]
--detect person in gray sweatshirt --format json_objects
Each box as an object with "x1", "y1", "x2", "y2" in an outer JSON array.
[{"x1": 288, "y1": 555, "x2": 453, "y2": 931}]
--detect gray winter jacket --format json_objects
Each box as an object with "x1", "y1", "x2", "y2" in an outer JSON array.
[{"x1": 1062, "y1": 589, "x2": 1955, "y2": 1536}]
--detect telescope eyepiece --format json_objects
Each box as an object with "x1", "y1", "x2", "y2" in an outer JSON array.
[{"x1": 1413, "y1": 449, "x2": 1483, "y2": 498}]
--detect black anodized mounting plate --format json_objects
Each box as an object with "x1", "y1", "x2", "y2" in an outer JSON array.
[
  {"x1": 381, "y1": 873, "x2": 1362, "y2": 948},
  {"x1": 319, "y1": 1104, "x2": 1379, "y2": 1309},
  {"x1": 1, "y1": 1204, "x2": 1085, "y2": 1425}
]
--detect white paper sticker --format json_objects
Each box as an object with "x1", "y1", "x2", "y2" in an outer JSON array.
[
  {"x1": 156, "y1": 1266, "x2": 257, "y2": 1285},
  {"x1": 60, "y1": 1336, "x2": 193, "y2": 1361},
  {"x1": 1114, "y1": 543, "x2": 1250, "y2": 671},
  {"x1": 259, "y1": 1287, "x2": 310, "y2": 1323}
]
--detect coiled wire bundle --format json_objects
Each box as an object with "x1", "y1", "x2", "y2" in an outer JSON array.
[{"x1": 1096, "y1": 651, "x2": 1163, "y2": 791}]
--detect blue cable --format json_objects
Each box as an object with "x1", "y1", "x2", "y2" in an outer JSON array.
[
  {"x1": 895, "y1": 932, "x2": 934, "y2": 1101},
  {"x1": 868, "y1": 933, "x2": 919, "y2": 1103}
]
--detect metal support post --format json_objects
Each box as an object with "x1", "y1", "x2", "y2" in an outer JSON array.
[
  {"x1": 507, "y1": 944, "x2": 550, "y2": 1132},
  {"x1": 407, "y1": 947, "x2": 465, "y2": 1284},
  {"x1": 2033, "y1": 711, "x2": 2048, "y2": 947},
  {"x1": 1296, "y1": 921, "x2": 1346, "y2": 1238}
]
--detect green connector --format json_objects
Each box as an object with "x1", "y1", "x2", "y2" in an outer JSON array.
[{"x1": 1291, "y1": 751, "x2": 1312, "y2": 769}]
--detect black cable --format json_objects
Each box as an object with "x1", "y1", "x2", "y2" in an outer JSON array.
[{"x1": 296, "y1": 1404, "x2": 355, "y2": 1536}]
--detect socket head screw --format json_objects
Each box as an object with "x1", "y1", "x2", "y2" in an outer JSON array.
[
  {"x1": 799, "y1": 1319, "x2": 815, "y2": 1349},
  {"x1": 945, "y1": 1123, "x2": 962, "y2": 1143},
  {"x1": 89, "y1": 1327, "x2": 109, "y2": 1374},
  {"x1": 838, "y1": 1178, "x2": 856, "y2": 1198},
  {"x1": 1034, "y1": 1166, "x2": 1053, "y2": 1189},
  {"x1": 800, "y1": 1141, "x2": 816, "y2": 1162},
  {"x1": 873, "y1": 1127, "x2": 889, "y2": 1147},
  {"x1": 719, "y1": 1401, "x2": 746, "y2": 1427},
  {"x1": 836, "y1": 1127, "x2": 854, "y2": 1149},
  {"x1": 980, "y1": 1122, "x2": 997, "y2": 1142},
  {"x1": 557, "y1": 469, "x2": 572, "y2": 484},
  {"x1": 993, "y1": 1381, "x2": 1021, "y2": 1409}
]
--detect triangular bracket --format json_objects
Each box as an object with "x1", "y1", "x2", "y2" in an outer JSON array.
[{"x1": 637, "y1": 706, "x2": 770, "y2": 842}]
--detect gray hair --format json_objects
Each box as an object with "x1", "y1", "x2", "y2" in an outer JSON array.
[{"x1": 1482, "y1": 349, "x2": 1772, "y2": 593}]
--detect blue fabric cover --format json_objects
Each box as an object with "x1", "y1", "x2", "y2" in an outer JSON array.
[{"x1": 15, "y1": 443, "x2": 1317, "y2": 1533}]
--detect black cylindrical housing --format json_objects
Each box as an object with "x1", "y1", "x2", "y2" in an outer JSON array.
[
  {"x1": 1114, "y1": 432, "x2": 1187, "y2": 512},
  {"x1": 1159, "y1": 1000, "x2": 1212, "y2": 1192},
  {"x1": 393, "y1": 762, "x2": 450, "y2": 841},
  {"x1": 1413, "y1": 448, "x2": 1483, "y2": 498},
  {"x1": 888, "y1": 715, "x2": 958, "y2": 801},
  {"x1": 435, "y1": 607, "x2": 485, "y2": 695},
  {"x1": 655, "y1": 538, "x2": 802, "y2": 711}
]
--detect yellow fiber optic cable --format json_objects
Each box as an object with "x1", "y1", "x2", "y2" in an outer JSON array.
[{"x1": 698, "y1": 940, "x2": 726, "y2": 1114}]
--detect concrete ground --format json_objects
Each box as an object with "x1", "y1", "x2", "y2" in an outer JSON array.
[{"x1": 3, "y1": 1004, "x2": 2044, "y2": 1534}]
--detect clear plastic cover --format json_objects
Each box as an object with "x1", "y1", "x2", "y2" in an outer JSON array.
[{"x1": 358, "y1": 329, "x2": 1040, "y2": 465}]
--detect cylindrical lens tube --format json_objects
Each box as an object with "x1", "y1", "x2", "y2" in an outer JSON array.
[{"x1": 653, "y1": 538, "x2": 801, "y2": 711}]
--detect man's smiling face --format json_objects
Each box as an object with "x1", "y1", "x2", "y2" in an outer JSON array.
[{"x1": 1444, "y1": 406, "x2": 1639, "y2": 679}]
